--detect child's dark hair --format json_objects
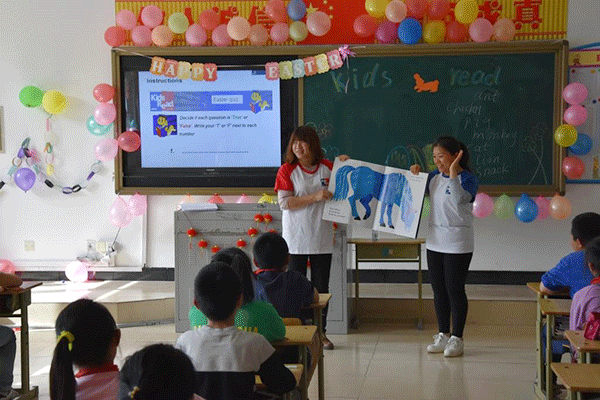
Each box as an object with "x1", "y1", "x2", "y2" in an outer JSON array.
[
  {"x1": 194, "y1": 261, "x2": 242, "y2": 321},
  {"x1": 571, "y1": 212, "x2": 600, "y2": 246},
  {"x1": 253, "y1": 232, "x2": 289, "y2": 270},
  {"x1": 432, "y1": 136, "x2": 471, "y2": 172},
  {"x1": 284, "y1": 125, "x2": 325, "y2": 165},
  {"x1": 585, "y1": 236, "x2": 600, "y2": 276},
  {"x1": 50, "y1": 299, "x2": 118, "y2": 400},
  {"x1": 212, "y1": 247, "x2": 254, "y2": 303},
  {"x1": 119, "y1": 344, "x2": 196, "y2": 400}
]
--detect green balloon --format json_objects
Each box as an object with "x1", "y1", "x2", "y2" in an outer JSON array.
[
  {"x1": 494, "y1": 194, "x2": 514, "y2": 220},
  {"x1": 86, "y1": 115, "x2": 113, "y2": 136},
  {"x1": 19, "y1": 86, "x2": 44, "y2": 108},
  {"x1": 421, "y1": 196, "x2": 430, "y2": 219}
]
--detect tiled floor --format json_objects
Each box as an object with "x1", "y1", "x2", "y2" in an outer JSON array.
[{"x1": 16, "y1": 322, "x2": 537, "y2": 400}]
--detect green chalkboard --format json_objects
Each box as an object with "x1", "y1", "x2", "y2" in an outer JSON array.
[{"x1": 303, "y1": 41, "x2": 568, "y2": 196}]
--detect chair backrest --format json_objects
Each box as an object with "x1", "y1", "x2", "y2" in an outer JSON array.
[{"x1": 282, "y1": 317, "x2": 302, "y2": 326}]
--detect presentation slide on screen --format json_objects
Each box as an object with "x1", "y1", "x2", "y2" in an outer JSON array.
[{"x1": 138, "y1": 70, "x2": 281, "y2": 168}]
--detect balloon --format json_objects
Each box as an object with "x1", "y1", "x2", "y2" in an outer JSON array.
[
  {"x1": 428, "y1": 0, "x2": 450, "y2": 20},
  {"x1": 211, "y1": 24, "x2": 231, "y2": 47},
  {"x1": 167, "y1": 12, "x2": 189, "y2": 34},
  {"x1": 397, "y1": 18, "x2": 422, "y2": 44},
  {"x1": 549, "y1": 194, "x2": 572, "y2": 220},
  {"x1": 353, "y1": 14, "x2": 378, "y2": 37},
  {"x1": 104, "y1": 26, "x2": 126, "y2": 47},
  {"x1": 535, "y1": 196, "x2": 550, "y2": 220},
  {"x1": 93, "y1": 103, "x2": 117, "y2": 126},
  {"x1": 186, "y1": 24, "x2": 207, "y2": 46},
  {"x1": 208, "y1": 193, "x2": 224, "y2": 204},
  {"x1": 110, "y1": 196, "x2": 133, "y2": 228},
  {"x1": 421, "y1": 196, "x2": 430, "y2": 219},
  {"x1": 270, "y1": 22, "x2": 289, "y2": 43},
  {"x1": 128, "y1": 193, "x2": 147, "y2": 216},
  {"x1": 493, "y1": 18, "x2": 516, "y2": 41},
  {"x1": 152, "y1": 25, "x2": 174, "y2": 47},
  {"x1": 131, "y1": 25, "x2": 153, "y2": 46},
  {"x1": 14, "y1": 167, "x2": 36, "y2": 192},
  {"x1": 86, "y1": 116, "x2": 113, "y2": 136},
  {"x1": 515, "y1": 194, "x2": 538, "y2": 223},
  {"x1": 469, "y1": 18, "x2": 493, "y2": 43},
  {"x1": 177, "y1": 194, "x2": 196, "y2": 210},
  {"x1": 569, "y1": 133, "x2": 593, "y2": 155},
  {"x1": 248, "y1": 24, "x2": 269, "y2": 45},
  {"x1": 227, "y1": 16, "x2": 251, "y2": 41},
  {"x1": 95, "y1": 138, "x2": 119, "y2": 162},
  {"x1": 446, "y1": 21, "x2": 467, "y2": 42},
  {"x1": 307, "y1": 11, "x2": 331, "y2": 37},
  {"x1": 289, "y1": 21, "x2": 308, "y2": 42},
  {"x1": 265, "y1": 0, "x2": 287, "y2": 22},
  {"x1": 405, "y1": 0, "x2": 427, "y2": 19},
  {"x1": 365, "y1": 0, "x2": 389, "y2": 18},
  {"x1": 288, "y1": 0, "x2": 307, "y2": 21},
  {"x1": 563, "y1": 82, "x2": 588, "y2": 105},
  {"x1": 65, "y1": 261, "x2": 89, "y2": 283},
  {"x1": 141, "y1": 5, "x2": 164, "y2": 29},
  {"x1": 562, "y1": 156, "x2": 585, "y2": 179},
  {"x1": 472, "y1": 192, "x2": 494, "y2": 218},
  {"x1": 423, "y1": 20, "x2": 446, "y2": 44},
  {"x1": 93, "y1": 83, "x2": 115, "y2": 103},
  {"x1": 117, "y1": 130, "x2": 141, "y2": 152},
  {"x1": 376, "y1": 20, "x2": 398, "y2": 43},
  {"x1": 454, "y1": 0, "x2": 479, "y2": 24},
  {"x1": 236, "y1": 194, "x2": 254, "y2": 204},
  {"x1": 0, "y1": 260, "x2": 15, "y2": 274},
  {"x1": 564, "y1": 104, "x2": 588, "y2": 126},
  {"x1": 199, "y1": 9, "x2": 220, "y2": 31},
  {"x1": 554, "y1": 124, "x2": 578, "y2": 147},
  {"x1": 116, "y1": 9, "x2": 137, "y2": 30},
  {"x1": 385, "y1": 0, "x2": 407, "y2": 23},
  {"x1": 19, "y1": 86, "x2": 44, "y2": 108},
  {"x1": 42, "y1": 90, "x2": 67, "y2": 114},
  {"x1": 493, "y1": 194, "x2": 514, "y2": 220}
]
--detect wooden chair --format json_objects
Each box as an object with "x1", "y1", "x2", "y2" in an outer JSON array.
[
  {"x1": 552, "y1": 362, "x2": 600, "y2": 400},
  {"x1": 256, "y1": 363, "x2": 303, "y2": 400},
  {"x1": 282, "y1": 317, "x2": 302, "y2": 326}
]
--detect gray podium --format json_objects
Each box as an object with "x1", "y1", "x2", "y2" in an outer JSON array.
[{"x1": 174, "y1": 203, "x2": 351, "y2": 334}]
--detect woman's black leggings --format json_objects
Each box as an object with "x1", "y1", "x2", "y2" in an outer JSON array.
[
  {"x1": 290, "y1": 254, "x2": 332, "y2": 332},
  {"x1": 427, "y1": 250, "x2": 473, "y2": 338}
]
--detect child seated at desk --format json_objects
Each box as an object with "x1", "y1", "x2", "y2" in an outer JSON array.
[
  {"x1": 176, "y1": 261, "x2": 295, "y2": 400},
  {"x1": 0, "y1": 272, "x2": 22, "y2": 400}
]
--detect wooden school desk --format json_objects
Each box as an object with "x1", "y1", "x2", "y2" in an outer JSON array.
[
  {"x1": 0, "y1": 281, "x2": 42, "y2": 400},
  {"x1": 551, "y1": 363, "x2": 600, "y2": 400},
  {"x1": 255, "y1": 364, "x2": 303, "y2": 400},
  {"x1": 540, "y1": 297, "x2": 571, "y2": 400},
  {"x1": 309, "y1": 293, "x2": 331, "y2": 400},
  {"x1": 348, "y1": 238, "x2": 425, "y2": 329},
  {"x1": 565, "y1": 330, "x2": 600, "y2": 364}
]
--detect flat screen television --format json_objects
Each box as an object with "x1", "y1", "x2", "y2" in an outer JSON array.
[{"x1": 112, "y1": 47, "x2": 299, "y2": 194}]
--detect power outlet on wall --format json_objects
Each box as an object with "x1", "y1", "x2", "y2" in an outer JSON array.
[{"x1": 24, "y1": 240, "x2": 35, "y2": 252}]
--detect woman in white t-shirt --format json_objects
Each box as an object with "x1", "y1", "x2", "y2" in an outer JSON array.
[{"x1": 275, "y1": 125, "x2": 347, "y2": 350}]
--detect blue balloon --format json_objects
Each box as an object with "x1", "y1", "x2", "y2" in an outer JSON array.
[
  {"x1": 515, "y1": 194, "x2": 538, "y2": 223},
  {"x1": 569, "y1": 132, "x2": 593, "y2": 155},
  {"x1": 397, "y1": 18, "x2": 422, "y2": 45},
  {"x1": 287, "y1": 0, "x2": 306, "y2": 21},
  {"x1": 87, "y1": 115, "x2": 113, "y2": 136}
]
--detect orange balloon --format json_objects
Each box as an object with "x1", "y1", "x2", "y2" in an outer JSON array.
[{"x1": 549, "y1": 194, "x2": 572, "y2": 220}]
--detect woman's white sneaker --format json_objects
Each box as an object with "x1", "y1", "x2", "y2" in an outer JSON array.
[
  {"x1": 444, "y1": 336, "x2": 464, "y2": 357},
  {"x1": 427, "y1": 333, "x2": 450, "y2": 353}
]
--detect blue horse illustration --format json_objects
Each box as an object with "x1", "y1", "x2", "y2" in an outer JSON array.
[{"x1": 332, "y1": 165, "x2": 415, "y2": 229}]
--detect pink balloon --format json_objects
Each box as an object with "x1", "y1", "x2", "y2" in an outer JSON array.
[
  {"x1": 131, "y1": 25, "x2": 153, "y2": 46},
  {"x1": 104, "y1": 26, "x2": 126, "y2": 47},
  {"x1": 562, "y1": 156, "x2": 585, "y2": 179},
  {"x1": 493, "y1": 18, "x2": 516, "y2": 41},
  {"x1": 472, "y1": 192, "x2": 494, "y2": 218},
  {"x1": 306, "y1": 11, "x2": 331, "y2": 37},
  {"x1": 227, "y1": 16, "x2": 251, "y2": 41},
  {"x1": 116, "y1": 9, "x2": 137, "y2": 30},
  {"x1": 110, "y1": 196, "x2": 133, "y2": 228},
  {"x1": 93, "y1": 103, "x2": 116, "y2": 125},
  {"x1": 93, "y1": 83, "x2": 115, "y2": 103},
  {"x1": 152, "y1": 25, "x2": 174, "y2": 47},
  {"x1": 117, "y1": 131, "x2": 141, "y2": 152},
  {"x1": 563, "y1": 82, "x2": 588, "y2": 105},
  {"x1": 564, "y1": 104, "x2": 588, "y2": 126},
  {"x1": 375, "y1": 20, "x2": 398, "y2": 43},
  {"x1": 428, "y1": 0, "x2": 450, "y2": 20},
  {"x1": 265, "y1": 0, "x2": 287, "y2": 23},
  {"x1": 0, "y1": 260, "x2": 15, "y2": 274},
  {"x1": 270, "y1": 22, "x2": 289, "y2": 43},
  {"x1": 469, "y1": 18, "x2": 493, "y2": 42},
  {"x1": 385, "y1": 0, "x2": 407, "y2": 23},
  {"x1": 65, "y1": 261, "x2": 89, "y2": 283},
  {"x1": 186, "y1": 24, "x2": 207, "y2": 46},
  {"x1": 353, "y1": 14, "x2": 378, "y2": 37},
  {"x1": 405, "y1": 0, "x2": 428, "y2": 19},
  {"x1": 236, "y1": 194, "x2": 254, "y2": 203},
  {"x1": 95, "y1": 138, "x2": 119, "y2": 162},
  {"x1": 199, "y1": 9, "x2": 220, "y2": 31},
  {"x1": 535, "y1": 196, "x2": 550, "y2": 220},
  {"x1": 211, "y1": 24, "x2": 231, "y2": 47},
  {"x1": 549, "y1": 194, "x2": 572, "y2": 220},
  {"x1": 141, "y1": 5, "x2": 164, "y2": 29},
  {"x1": 249, "y1": 24, "x2": 269, "y2": 45},
  {"x1": 128, "y1": 193, "x2": 147, "y2": 216}
]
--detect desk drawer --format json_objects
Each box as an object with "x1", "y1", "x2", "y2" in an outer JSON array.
[{"x1": 356, "y1": 244, "x2": 419, "y2": 260}]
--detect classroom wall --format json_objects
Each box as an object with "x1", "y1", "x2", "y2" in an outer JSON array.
[{"x1": 0, "y1": 0, "x2": 599, "y2": 273}]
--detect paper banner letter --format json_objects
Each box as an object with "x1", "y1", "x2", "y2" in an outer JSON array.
[
  {"x1": 326, "y1": 49, "x2": 343, "y2": 70},
  {"x1": 164, "y1": 59, "x2": 179, "y2": 78},
  {"x1": 304, "y1": 56, "x2": 317, "y2": 76},
  {"x1": 178, "y1": 61, "x2": 192, "y2": 80},
  {"x1": 150, "y1": 57, "x2": 166, "y2": 75},
  {"x1": 265, "y1": 62, "x2": 280, "y2": 80},
  {"x1": 191, "y1": 63, "x2": 204, "y2": 81},
  {"x1": 292, "y1": 59, "x2": 305, "y2": 78},
  {"x1": 279, "y1": 61, "x2": 293, "y2": 80},
  {"x1": 315, "y1": 53, "x2": 329, "y2": 74},
  {"x1": 204, "y1": 63, "x2": 217, "y2": 81}
]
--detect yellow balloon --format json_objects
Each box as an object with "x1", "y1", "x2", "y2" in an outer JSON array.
[
  {"x1": 168, "y1": 12, "x2": 190, "y2": 34},
  {"x1": 365, "y1": 0, "x2": 390, "y2": 18},
  {"x1": 455, "y1": 0, "x2": 479, "y2": 24},
  {"x1": 423, "y1": 20, "x2": 446, "y2": 44},
  {"x1": 554, "y1": 124, "x2": 578, "y2": 147},
  {"x1": 289, "y1": 21, "x2": 308, "y2": 42},
  {"x1": 42, "y1": 90, "x2": 67, "y2": 115}
]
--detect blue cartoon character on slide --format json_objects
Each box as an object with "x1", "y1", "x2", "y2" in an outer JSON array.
[
  {"x1": 153, "y1": 115, "x2": 177, "y2": 137},
  {"x1": 249, "y1": 91, "x2": 270, "y2": 114}
]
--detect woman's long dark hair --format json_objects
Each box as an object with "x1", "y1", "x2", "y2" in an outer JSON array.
[
  {"x1": 283, "y1": 125, "x2": 325, "y2": 165},
  {"x1": 212, "y1": 247, "x2": 254, "y2": 304},
  {"x1": 432, "y1": 136, "x2": 471, "y2": 172},
  {"x1": 50, "y1": 299, "x2": 118, "y2": 400}
]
